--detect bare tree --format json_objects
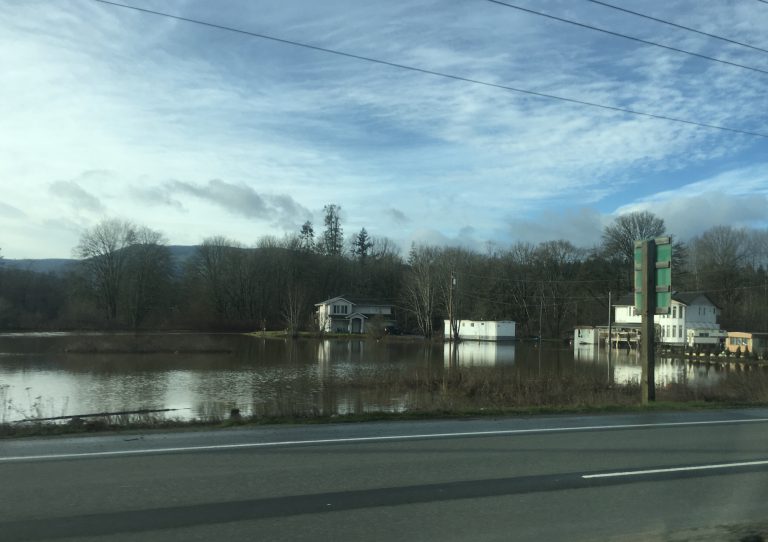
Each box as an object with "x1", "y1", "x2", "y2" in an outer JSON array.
[
  {"x1": 402, "y1": 244, "x2": 439, "y2": 337},
  {"x1": 282, "y1": 284, "x2": 306, "y2": 337},
  {"x1": 124, "y1": 226, "x2": 172, "y2": 329},
  {"x1": 435, "y1": 248, "x2": 473, "y2": 341},
  {"x1": 601, "y1": 211, "x2": 666, "y2": 263},
  {"x1": 195, "y1": 236, "x2": 247, "y2": 320},
  {"x1": 534, "y1": 240, "x2": 584, "y2": 338},
  {"x1": 369, "y1": 236, "x2": 401, "y2": 259},
  {"x1": 74, "y1": 219, "x2": 137, "y2": 321}
]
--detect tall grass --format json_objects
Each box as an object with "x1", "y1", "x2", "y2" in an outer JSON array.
[{"x1": 3, "y1": 366, "x2": 768, "y2": 437}]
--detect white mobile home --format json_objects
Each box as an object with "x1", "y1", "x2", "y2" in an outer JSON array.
[
  {"x1": 574, "y1": 326, "x2": 598, "y2": 345},
  {"x1": 444, "y1": 320, "x2": 516, "y2": 341}
]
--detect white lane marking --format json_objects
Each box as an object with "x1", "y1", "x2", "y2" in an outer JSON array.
[
  {"x1": 1, "y1": 417, "x2": 768, "y2": 463},
  {"x1": 583, "y1": 459, "x2": 768, "y2": 479}
]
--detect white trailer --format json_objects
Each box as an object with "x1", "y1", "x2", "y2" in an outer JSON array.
[{"x1": 444, "y1": 320, "x2": 516, "y2": 341}]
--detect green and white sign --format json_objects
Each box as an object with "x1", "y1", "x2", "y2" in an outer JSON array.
[{"x1": 634, "y1": 237, "x2": 672, "y2": 315}]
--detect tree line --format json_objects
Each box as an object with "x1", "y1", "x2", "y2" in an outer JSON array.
[{"x1": 0, "y1": 209, "x2": 766, "y2": 336}]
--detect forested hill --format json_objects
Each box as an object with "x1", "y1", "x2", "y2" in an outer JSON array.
[{"x1": 0, "y1": 246, "x2": 199, "y2": 275}]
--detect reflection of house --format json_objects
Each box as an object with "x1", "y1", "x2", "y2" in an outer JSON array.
[
  {"x1": 725, "y1": 332, "x2": 768, "y2": 355},
  {"x1": 614, "y1": 293, "x2": 725, "y2": 347},
  {"x1": 443, "y1": 320, "x2": 515, "y2": 341},
  {"x1": 315, "y1": 296, "x2": 394, "y2": 334}
]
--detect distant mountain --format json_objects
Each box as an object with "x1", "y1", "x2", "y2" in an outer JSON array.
[
  {"x1": 0, "y1": 245, "x2": 201, "y2": 275},
  {"x1": 0, "y1": 258, "x2": 77, "y2": 274}
]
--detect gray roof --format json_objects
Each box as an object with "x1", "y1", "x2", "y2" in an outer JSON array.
[{"x1": 615, "y1": 292, "x2": 720, "y2": 309}]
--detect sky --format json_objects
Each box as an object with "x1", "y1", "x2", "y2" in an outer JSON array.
[{"x1": 1, "y1": 0, "x2": 767, "y2": 259}]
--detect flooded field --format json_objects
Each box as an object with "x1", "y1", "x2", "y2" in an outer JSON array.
[{"x1": 0, "y1": 333, "x2": 746, "y2": 423}]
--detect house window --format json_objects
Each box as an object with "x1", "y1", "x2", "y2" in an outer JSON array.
[
  {"x1": 680, "y1": 306, "x2": 684, "y2": 319},
  {"x1": 672, "y1": 306, "x2": 676, "y2": 318},
  {"x1": 332, "y1": 305, "x2": 348, "y2": 315}
]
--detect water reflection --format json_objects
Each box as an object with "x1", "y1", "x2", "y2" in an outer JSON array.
[
  {"x1": 443, "y1": 341, "x2": 516, "y2": 366},
  {"x1": 0, "y1": 333, "x2": 744, "y2": 422}
]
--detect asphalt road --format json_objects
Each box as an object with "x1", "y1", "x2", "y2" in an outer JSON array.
[{"x1": 2, "y1": 409, "x2": 768, "y2": 541}]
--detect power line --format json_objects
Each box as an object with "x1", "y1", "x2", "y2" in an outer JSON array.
[
  {"x1": 456, "y1": 270, "x2": 615, "y2": 285},
  {"x1": 92, "y1": 0, "x2": 768, "y2": 139},
  {"x1": 486, "y1": 0, "x2": 768, "y2": 76},
  {"x1": 586, "y1": 0, "x2": 768, "y2": 56}
]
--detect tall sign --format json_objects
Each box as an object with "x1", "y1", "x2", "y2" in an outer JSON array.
[
  {"x1": 633, "y1": 237, "x2": 672, "y2": 403},
  {"x1": 634, "y1": 237, "x2": 672, "y2": 315}
]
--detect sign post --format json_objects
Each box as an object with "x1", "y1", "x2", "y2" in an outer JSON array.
[{"x1": 634, "y1": 237, "x2": 671, "y2": 404}]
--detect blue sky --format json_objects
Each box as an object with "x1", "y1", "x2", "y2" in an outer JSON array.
[{"x1": 1, "y1": 0, "x2": 766, "y2": 258}]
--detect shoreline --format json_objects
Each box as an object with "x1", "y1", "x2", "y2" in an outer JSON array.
[{"x1": 4, "y1": 400, "x2": 768, "y2": 440}]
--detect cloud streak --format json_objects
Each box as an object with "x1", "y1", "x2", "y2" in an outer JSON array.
[
  {"x1": 166, "y1": 179, "x2": 311, "y2": 228},
  {"x1": 49, "y1": 180, "x2": 104, "y2": 213}
]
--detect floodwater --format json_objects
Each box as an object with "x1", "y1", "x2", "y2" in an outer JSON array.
[{"x1": 0, "y1": 332, "x2": 730, "y2": 422}]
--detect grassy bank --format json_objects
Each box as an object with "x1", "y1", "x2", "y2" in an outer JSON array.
[{"x1": 3, "y1": 367, "x2": 768, "y2": 439}]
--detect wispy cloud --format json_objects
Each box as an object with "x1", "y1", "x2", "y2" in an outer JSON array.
[
  {"x1": 166, "y1": 179, "x2": 311, "y2": 228},
  {"x1": 0, "y1": 0, "x2": 766, "y2": 257},
  {"x1": 49, "y1": 180, "x2": 104, "y2": 213},
  {"x1": 0, "y1": 201, "x2": 27, "y2": 219},
  {"x1": 385, "y1": 208, "x2": 410, "y2": 225}
]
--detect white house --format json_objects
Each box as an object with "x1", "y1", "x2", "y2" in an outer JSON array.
[
  {"x1": 614, "y1": 293, "x2": 725, "y2": 347},
  {"x1": 315, "y1": 296, "x2": 394, "y2": 334},
  {"x1": 443, "y1": 320, "x2": 516, "y2": 341}
]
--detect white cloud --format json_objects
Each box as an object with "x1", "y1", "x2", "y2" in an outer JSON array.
[
  {"x1": 614, "y1": 165, "x2": 768, "y2": 239},
  {"x1": 0, "y1": 0, "x2": 766, "y2": 257}
]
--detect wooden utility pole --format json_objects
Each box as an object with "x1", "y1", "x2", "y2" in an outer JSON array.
[
  {"x1": 607, "y1": 289, "x2": 612, "y2": 381},
  {"x1": 640, "y1": 240, "x2": 656, "y2": 403},
  {"x1": 448, "y1": 271, "x2": 457, "y2": 341}
]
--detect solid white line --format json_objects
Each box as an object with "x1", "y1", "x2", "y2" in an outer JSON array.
[
  {"x1": 2, "y1": 417, "x2": 768, "y2": 463},
  {"x1": 583, "y1": 459, "x2": 768, "y2": 479}
]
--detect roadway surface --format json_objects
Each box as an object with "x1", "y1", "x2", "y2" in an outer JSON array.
[{"x1": 2, "y1": 409, "x2": 768, "y2": 541}]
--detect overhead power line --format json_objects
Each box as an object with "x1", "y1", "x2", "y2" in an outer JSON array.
[
  {"x1": 93, "y1": 0, "x2": 768, "y2": 139},
  {"x1": 486, "y1": 0, "x2": 768, "y2": 76},
  {"x1": 586, "y1": 0, "x2": 768, "y2": 56}
]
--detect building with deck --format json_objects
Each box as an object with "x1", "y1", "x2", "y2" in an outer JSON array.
[{"x1": 613, "y1": 292, "x2": 725, "y2": 347}]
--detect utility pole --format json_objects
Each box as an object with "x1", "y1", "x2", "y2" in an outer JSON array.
[
  {"x1": 607, "y1": 289, "x2": 612, "y2": 375},
  {"x1": 635, "y1": 237, "x2": 671, "y2": 404},
  {"x1": 449, "y1": 271, "x2": 457, "y2": 341},
  {"x1": 538, "y1": 288, "x2": 543, "y2": 342},
  {"x1": 638, "y1": 240, "x2": 657, "y2": 403}
]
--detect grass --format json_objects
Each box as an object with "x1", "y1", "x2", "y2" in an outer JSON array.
[{"x1": 3, "y1": 367, "x2": 768, "y2": 439}]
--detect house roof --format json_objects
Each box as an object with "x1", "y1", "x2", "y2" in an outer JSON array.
[
  {"x1": 615, "y1": 292, "x2": 720, "y2": 309},
  {"x1": 315, "y1": 295, "x2": 352, "y2": 307},
  {"x1": 315, "y1": 295, "x2": 393, "y2": 308}
]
